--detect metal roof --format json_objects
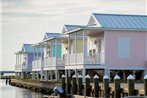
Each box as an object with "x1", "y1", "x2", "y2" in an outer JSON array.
[
  {"x1": 22, "y1": 44, "x2": 34, "y2": 53},
  {"x1": 92, "y1": 13, "x2": 147, "y2": 30},
  {"x1": 43, "y1": 33, "x2": 68, "y2": 42},
  {"x1": 64, "y1": 25, "x2": 82, "y2": 31},
  {"x1": 43, "y1": 33, "x2": 61, "y2": 40}
]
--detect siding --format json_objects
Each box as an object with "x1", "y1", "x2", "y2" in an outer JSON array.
[{"x1": 105, "y1": 30, "x2": 147, "y2": 69}]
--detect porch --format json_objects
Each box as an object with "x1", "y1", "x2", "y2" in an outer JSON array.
[
  {"x1": 66, "y1": 28, "x2": 106, "y2": 68},
  {"x1": 44, "y1": 57, "x2": 65, "y2": 70},
  {"x1": 32, "y1": 59, "x2": 43, "y2": 71}
]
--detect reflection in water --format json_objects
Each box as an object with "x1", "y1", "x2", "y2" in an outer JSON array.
[{"x1": 0, "y1": 79, "x2": 43, "y2": 98}]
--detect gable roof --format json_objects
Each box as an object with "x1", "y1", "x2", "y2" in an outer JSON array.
[
  {"x1": 90, "y1": 13, "x2": 147, "y2": 30},
  {"x1": 62, "y1": 25, "x2": 82, "y2": 33},
  {"x1": 43, "y1": 33, "x2": 61, "y2": 40},
  {"x1": 21, "y1": 44, "x2": 34, "y2": 53}
]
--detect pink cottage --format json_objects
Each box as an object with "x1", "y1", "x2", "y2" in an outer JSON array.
[{"x1": 63, "y1": 13, "x2": 147, "y2": 81}]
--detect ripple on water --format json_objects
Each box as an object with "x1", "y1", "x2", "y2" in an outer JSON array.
[{"x1": 0, "y1": 79, "x2": 43, "y2": 98}]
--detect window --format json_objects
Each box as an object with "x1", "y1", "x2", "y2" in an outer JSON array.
[{"x1": 118, "y1": 37, "x2": 130, "y2": 58}]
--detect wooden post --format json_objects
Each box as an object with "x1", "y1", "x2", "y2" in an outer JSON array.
[
  {"x1": 94, "y1": 75, "x2": 99, "y2": 97},
  {"x1": 114, "y1": 75, "x2": 121, "y2": 98},
  {"x1": 144, "y1": 74, "x2": 147, "y2": 96},
  {"x1": 127, "y1": 74, "x2": 135, "y2": 96},
  {"x1": 78, "y1": 75, "x2": 83, "y2": 95},
  {"x1": 72, "y1": 75, "x2": 77, "y2": 95},
  {"x1": 61, "y1": 75, "x2": 66, "y2": 94},
  {"x1": 66, "y1": 70, "x2": 71, "y2": 94},
  {"x1": 85, "y1": 74, "x2": 91, "y2": 96},
  {"x1": 103, "y1": 75, "x2": 110, "y2": 97}
]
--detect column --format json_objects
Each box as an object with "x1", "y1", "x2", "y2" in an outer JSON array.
[
  {"x1": 65, "y1": 69, "x2": 67, "y2": 83},
  {"x1": 75, "y1": 33, "x2": 77, "y2": 64},
  {"x1": 55, "y1": 40, "x2": 57, "y2": 57},
  {"x1": 18, "y1": 54, "x2": 20, "y2": 69},
  {"x1": 44, "y1": 71, "x2": 48, "y2": 81},
  {"x1": 40, "y1": 70, "x2": 43, "y2": 80},
  {"x1": 82, "y1": 68, "x2": 86, "y2": 82},
  {"x1": 75, "y1": 69, "x2": 77, "y2": 76},
  {"x1": 16, "y1": 54, "x2": 17, "y2": 65},
  {"x1": 68, "y1": 35, "x2": 70, "y2": 66},
  {"x1": 21, "y1": 71, "x2": 24, "y2": 79},
  {"x1": 36, "y1": 71, "x2": 39, "y2": 80},
  {"x1": 68, "y1": 70, "x2": 71, "y2": 77},
  {"x1": 16, "y1": 54, "x2": 18, "y2": 70},
  {"x1": 32, "y1": 71, "x2": 35, "y2": 80},
  {"x1": 104, "y1": 69, "x2": 110, "y2": 77},
  {"x1": 83, "y1": 30, "x2": 85, "y2": 64},
  {"x1": 50, "y1": 70, "x2": 53, "y2": 80},
  {"x1": 55, "y1": 70, "x2": 58, "y2": 81}
]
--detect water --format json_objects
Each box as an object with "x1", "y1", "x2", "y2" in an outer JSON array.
[{"x1": 0, "y1": 79, "x2": 44, "y2": 98}]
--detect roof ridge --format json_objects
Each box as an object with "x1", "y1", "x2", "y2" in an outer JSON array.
[
  {"x1": 64, "y1": 24, "x2": 83, "y2": 27},
  {"x1": 45, "y1": 32, "x2": 60, "y2": 34},
  {"x1": 92, "y1": 13, "x2": 147, "y2": 17},
  {"x1": 23, "y1": 44, "x2": 33, "y2": 45}
]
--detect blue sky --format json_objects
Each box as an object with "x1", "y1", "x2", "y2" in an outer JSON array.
[{"x1": 1, "y1": 0, "x2": 146, "y2": 70}]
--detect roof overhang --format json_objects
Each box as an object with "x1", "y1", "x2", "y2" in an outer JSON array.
[
  {"x1": 15, "y1": 51, "x2": 27, "y2": 54},
  {"x1": 32, "y1": 42, "x2": 43, "y2": 47},
  {"x1": 43, "y1": 35, "x2": 68, "y2": 42},
  {"x1": 64, "y1": 26, "x2": 147, "y2": 35}
]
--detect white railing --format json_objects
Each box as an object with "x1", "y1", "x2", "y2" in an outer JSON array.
[
  {"x1": 100, "y1": 52, "x2": 105, "y2": 64},
  {"x1": 52, "y1": 57, "x2": 57, "y2": 66},
  {"x1": 76, "y1": 53, "x2": 84, "y2": 64},
  {"x1": 69, "y1": 54, "x2": 76, "y2": 65},
  {"x1": 67, "y1": 52, "x2": 105, "y2": 65},
  {"x1": 44, "y1": 56, "x2": 66, "y2": 69},
  {"x1": 57, "y1": 58, "x2": 66, "y2": 66},
  {"x1": 32, "y1": 59, "x2": 42, "y2": 69},
  {"x1": 15, "y1": 64, "x2": 22, "y2": 71},
  {"x1": 44, "y1": 57, "x2": 56, "y2": 68}
]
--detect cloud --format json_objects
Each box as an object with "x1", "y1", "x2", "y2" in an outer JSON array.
[
  {"x1": 2, "y1": 0, "x2": 146, "y2": 19},
  {"x1": 1, "y1": 0, "x2": 147, "y2": 70}
]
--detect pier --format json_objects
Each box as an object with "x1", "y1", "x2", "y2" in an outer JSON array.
[{"x1": 10, "y1": 79, "x2": 60, "y2": 95}]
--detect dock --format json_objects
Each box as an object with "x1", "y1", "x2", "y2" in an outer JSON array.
[{"x1": 10, "y1": 79, "x2": 61, "y2": 95}]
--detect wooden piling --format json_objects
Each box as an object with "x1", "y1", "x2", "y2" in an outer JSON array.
[
  {"x1": 144, "y1": 74, "x2": 147, "y2": 96},
  {"x1": 72, "y1": 74, "x2": 77, "y2": 95},
  {"x1": 85, "y1": 74, "x2": 91, "y2": 97},
  {"x1": 94, "y1": 75, "x2": 99, "y2": 98},
  {"x1": 78, "y1": 75, "x2": 83, "y2": 95},
  {"x1": 61, "y1": 75, "x2": 66, "y2": 94},
  {"x1": 114, "y1": 75, "x2": 121, "y2": 98},
  {"x1": 103, "y1": 75, "x2": 110, "y2": 97},
  {"x1": 127, "y1": 74, "x2": 135, "y2": 96}
]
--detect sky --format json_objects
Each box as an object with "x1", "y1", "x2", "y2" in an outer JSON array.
[{"x1": 1, "y1": 0, "x2": 147, "y2": 71}]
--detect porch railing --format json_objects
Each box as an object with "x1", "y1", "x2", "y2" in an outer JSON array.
[
  {"x1": 44, "y1": 56, "x2": 66, "y2": 68},
  {"x1": 66, "y1": 52, "x2": 105, "y2": 65},
  {"x1": 32, "y1": 59, "x2": 42, "y2": 69}
]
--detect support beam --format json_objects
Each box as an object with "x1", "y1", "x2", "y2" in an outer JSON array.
[
  {"x1": 82, "y1": 68, "x2": 86, "y2": 82},
  {"x1": 65, "y1": 70, "x2": 67, "y2": 83},
  {"x1": 50, "y1": 70, "x2": 53, "y2": 80},
  {"x1": 104, "y1": 69, "x2": 110, "y2": 77},
  {"x1": 55, "y1": 70, "x2": 58, "y2": 81},
  {"x1": 32, "y1": 71, "x2": 35, "y2": 80},
  {"x1": 44, "y1": 71, "x2": 48, "y2": 81}
]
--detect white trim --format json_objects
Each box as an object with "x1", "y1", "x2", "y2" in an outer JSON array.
[
  {"x1": 64, "y1": 25, "x2": 68, "y2": 31},
  {"x1": 91, "y1": 14, "x2": 102, "y2": 27},
  {"x1": 104, "y1": 31, "x2": 106, "y2": 65},
  {"x1": 146, "y1": 32, "x2": 147, "y2": 61},
  {"x1": 105, "y1": 66, "x2": 147, "y2": 70}
]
